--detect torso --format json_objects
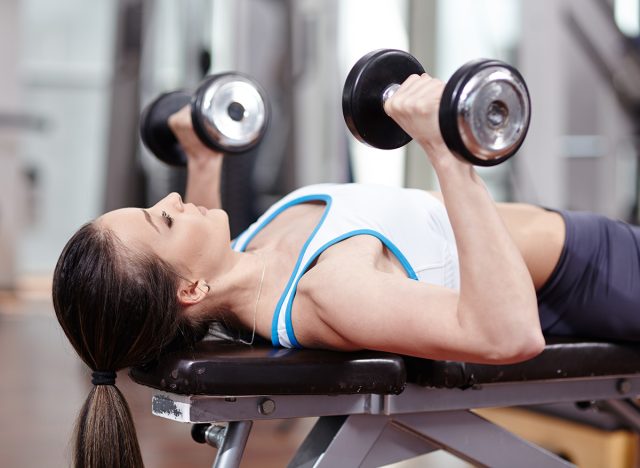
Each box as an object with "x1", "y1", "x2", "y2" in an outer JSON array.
[
  {"x1": 233, "y1": 185, "x2": 565, "y2": 348},
  {"x1": 238, "y1": 202, "x2": 408, "y2": 348},
  {"x1": 237, "y1": 202, "x2": 329, "y2": 344}
]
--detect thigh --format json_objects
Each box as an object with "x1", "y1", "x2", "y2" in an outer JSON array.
[{"x1": 496, "y1": 203, "x2": 566, "y2": 290}]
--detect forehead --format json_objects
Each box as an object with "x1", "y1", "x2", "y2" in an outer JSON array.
[
  {"x1": 97, "y1": 208, "x2": 156, "y2": 243},
  {"x1": 99, "y1": 207, "x2": 141, "y2": 226}
]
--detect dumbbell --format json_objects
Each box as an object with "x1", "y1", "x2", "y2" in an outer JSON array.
[
  {"x1": 140, "y1": 73, "x2": 269, "y2": 166},
  {"x1": 342, "y1": 49, "x2": 531, "y2": 166}
]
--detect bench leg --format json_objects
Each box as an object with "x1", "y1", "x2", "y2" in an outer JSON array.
[
  {"x1": 287, "y1": 415, "x2": 349, "y2": 468},
  {"x1": 288, "y1": 414, "x2": 438, "y2": 468},
  {"x1": 289, "y1": 410, "x2": 578, "y2": 468},
  {"x1": 212, "y1": 421, "x2": 253, "y2": 468},
  {"x1": 601, "y1": 399, "x2": 640, "y2": 432},
  {"x1": 395, "y1": 410, "x2": 576, "y2": 468}
]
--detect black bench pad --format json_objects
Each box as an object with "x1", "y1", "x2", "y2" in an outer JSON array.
[
  {"x1": 130, "y1": 340, "x2": 406, "y2": 396},
  {"x1": 406, "y1": 338, "x2": 640, "y2": 389},
  {"x1": 130, "y1": 338, "x2": 640, "y2": 396}
]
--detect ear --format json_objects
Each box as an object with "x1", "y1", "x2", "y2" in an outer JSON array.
[{"x1": 177, "y1": 280, "x2": 208, "y2": 306}]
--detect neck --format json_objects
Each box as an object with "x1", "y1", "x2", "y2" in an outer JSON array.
[{"x1": 199, "y1": 249, "x2": 267, "y2": 331}]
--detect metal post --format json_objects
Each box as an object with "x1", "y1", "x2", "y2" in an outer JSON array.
[
  {"x1": 405, "y1": 0, "x2": 438, "y2": 191},
  {"x1": 518, "y1": 0, "x2": 568, "y2": 207},
  {"x1": 103, "y1": 0, "x2": 146, "y2": 211},
  {"x1": 213, "y1": 420, "x2": 253, "y2": 468}
]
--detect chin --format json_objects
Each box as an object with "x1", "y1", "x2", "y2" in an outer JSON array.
[{"x1": 212, "y1": 209, "x2": 229, "y2": 224}]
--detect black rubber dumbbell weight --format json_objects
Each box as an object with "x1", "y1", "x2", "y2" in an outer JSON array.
[
  {"x1": 342, "y1": 49, "x2": 531, "y2": 166},
  {"x1": 140, "y1": 73, "x2": 270, "y2": 166}
]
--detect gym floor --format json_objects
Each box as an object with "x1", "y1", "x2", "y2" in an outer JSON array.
[
  {"x1": 0, "y1": 290, "x2": 310, "y2": 467},
  {"x1": 0, "y1": 281, "x2": 469, "y2": 468}
]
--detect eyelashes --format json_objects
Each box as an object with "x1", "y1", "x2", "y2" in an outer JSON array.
[{"x1": 161, "y1": 210, "x2": 174, "y2": 228}]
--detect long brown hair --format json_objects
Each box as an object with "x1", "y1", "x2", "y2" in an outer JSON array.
[{"x1": 52, "y1": 222, "x2": 206, "y2": 467}]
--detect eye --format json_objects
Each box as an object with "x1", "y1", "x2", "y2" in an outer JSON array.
[{"x1": 161, "y1": 210, "x2": 174, "y2": 228}]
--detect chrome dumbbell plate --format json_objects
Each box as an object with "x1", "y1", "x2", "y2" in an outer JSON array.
[
  {"x1": 192, "y1": 73, "x2": 269, "y2": 153},
  {"x1": 440, "y1": 59, "x2": 531, "y2": 166}
]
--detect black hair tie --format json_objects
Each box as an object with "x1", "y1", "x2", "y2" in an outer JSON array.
[{"x1": 91, "y1": 370, "x2": 117, "y2": 386}]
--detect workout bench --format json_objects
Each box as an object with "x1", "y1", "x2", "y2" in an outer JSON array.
[{"x1": 130, "y1": 337, "x2": 640, "y2": 468}]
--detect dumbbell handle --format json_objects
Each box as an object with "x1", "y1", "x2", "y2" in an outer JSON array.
[
  {"x1": 381, "y1": 84, "x2": 401, "y2": 106},
  {"x1": 382, "y1": 78, "x2": 511, "y2": 138}
]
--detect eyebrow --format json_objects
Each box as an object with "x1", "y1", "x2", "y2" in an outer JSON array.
[{"x1": 141, "y1": 209, "x2": 160, "y2": 233}]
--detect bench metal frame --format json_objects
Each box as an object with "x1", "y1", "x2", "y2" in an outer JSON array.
[{"x1": 150, "y1": 374, "x2": 640, "y2": 468}]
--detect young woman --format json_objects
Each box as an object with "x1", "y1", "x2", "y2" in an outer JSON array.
[{"x1": 52, "y1": 73, "x2": 640, "y2": 467}]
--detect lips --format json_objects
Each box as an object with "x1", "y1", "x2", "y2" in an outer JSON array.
[{"x1": 197, "y1": 205, "x2": 207, "y2": 215}]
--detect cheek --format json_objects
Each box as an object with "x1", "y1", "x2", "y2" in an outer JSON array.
[
  {"x1": 173, "y1": 216, "x2": 226, "y2": 259},
  {"x1": 180, "y1": 221, "x2": 215, "y2": 254}
]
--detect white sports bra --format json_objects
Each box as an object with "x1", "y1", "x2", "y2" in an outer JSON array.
[{"x1": 232, "y1": 183, "x2": 460, "y2": 347}]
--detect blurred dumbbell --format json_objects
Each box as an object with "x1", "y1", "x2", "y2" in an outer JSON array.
[
  {"x1": 140, "y1": 73, "x2": 269, "y2": 166},
  {"x1": 342, "y1": 49, "x2": 531, "y2": 166}
]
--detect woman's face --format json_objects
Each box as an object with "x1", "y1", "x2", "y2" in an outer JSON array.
[{"x1": 98, "y1": 192, "x2": 230, "y2": 279}]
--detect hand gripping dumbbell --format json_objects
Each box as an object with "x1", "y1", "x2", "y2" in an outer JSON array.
[
  {"x1": 342, "y1": 49, "x2": 531, "y2": 166},
  {"x1": 140, "y1": 73, "x2": 270, "y2": 166}
]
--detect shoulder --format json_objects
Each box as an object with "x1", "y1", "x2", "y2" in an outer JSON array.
[
  {"x1": 291, "y1": 245, "x2": 390, "y2": 350},
  {"x1": 291, "y1": 254, "x2": 365, "y2": 350},
  {"x1": 301, "y1": 252, "x2": 428, "y2": 322},
  {"x1": 292, "y1": 249, "x2": 459, "y2": 356}
]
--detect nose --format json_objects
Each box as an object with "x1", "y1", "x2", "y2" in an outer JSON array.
[{"x1": 153, "y1": 192, "x2": 184, "y2": 211}]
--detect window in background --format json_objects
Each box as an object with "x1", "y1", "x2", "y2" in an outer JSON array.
[
  {"x1": 18, "y1": 0, "x2": 117, "y2": 275},
  {"x1": 338, "y1": 0, "x2": 409, "y2": 187},
  {"x1": 615, "y1": 0, "x2": 640, "y2": 36}
]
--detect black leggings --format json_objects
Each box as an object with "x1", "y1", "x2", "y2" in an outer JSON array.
[{"x1": 537, "y1": 210, "x2": 640, "y2": 341}]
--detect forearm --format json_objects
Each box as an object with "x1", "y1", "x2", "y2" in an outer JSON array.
[
  {"x1": 427, "y1": 144, "x2": 542, "y2": 358},
  {"x1": 167, "y1": 105, "x2": 225, "y2": 209},
  {"x1": 185, "y1": 156, "x2": 223, "y2": 209}
]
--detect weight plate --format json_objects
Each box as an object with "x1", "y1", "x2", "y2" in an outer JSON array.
[
  {"x1": 139, "y1": 91, "x2": 191, "y2": 166},
  {"x1": 440, "y1": 59, "x2": 531, "y2": 166},
  {"x1": 343, "y1": 49, "x2": 425, "y2": 150},
  {"x1": 192, "y1": 73, "x2": 269, "y2": 153}
]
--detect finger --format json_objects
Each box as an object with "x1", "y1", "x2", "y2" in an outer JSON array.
[
  {"x1": 384, "y1": 74, "x2": 420, "y2": 114},
  {"x1": 408, "y1": 76, "x2": 444, "y2": 103},
  {"x1": 168, "y1": 105, "x2": 192, "y2": 132},
  {"x1": 393, "y1": 74, "x2": 423, "y2": 98}
]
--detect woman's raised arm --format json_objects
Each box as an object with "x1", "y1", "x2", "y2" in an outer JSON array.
[
  {"x1": 383, "y1": 73, "x2": 544, "y2": 361},
  {"x1": 168, "y1": 106, "x2": 225, "y2": 209}
]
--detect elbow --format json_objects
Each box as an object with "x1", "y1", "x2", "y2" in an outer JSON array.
[
  {"x1": 512, "y1": 330, "x2": 546, "y2": 363},
  {"x1": 483, "y1": 300, "x2": 545, "y2": 364},
  {"x1": 484, "y1": 330, "x2": 546, "y2": 365}
]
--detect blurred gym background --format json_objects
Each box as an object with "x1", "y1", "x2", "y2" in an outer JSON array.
[{"x1": 1, "y1": 0, "x2": 640, "y2": 467}]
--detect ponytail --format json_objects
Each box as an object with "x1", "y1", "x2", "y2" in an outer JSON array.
[
  {"x1": 74, "y1": 384, "x2": 143, "y2": 468},
  {"x1": 53, "y1": 222, "x2": 201, "y2": 468}
]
